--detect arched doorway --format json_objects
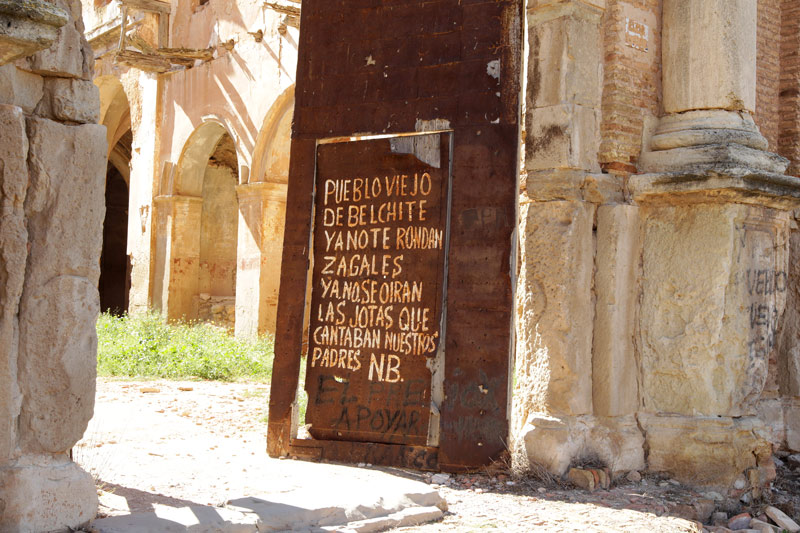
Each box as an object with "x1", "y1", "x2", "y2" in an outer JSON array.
[
  {"x1": 96, "y1": 77, "x2": 132, "y2": 314},
  {"x1": 154, "y1": 121, "x2": 240, "y2": 330},
  {"x1": 99, "y1": 132, "x2": 131, "y2": 314},
  {"x1": 196, "y1": 132, "x2": 239, "y2": 330}
]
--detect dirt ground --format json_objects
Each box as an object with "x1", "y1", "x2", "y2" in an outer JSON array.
[{"x1": 75, "y1": 379, "x2": 800, "y2": 532}]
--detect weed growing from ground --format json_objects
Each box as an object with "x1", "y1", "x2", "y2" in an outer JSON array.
[{"x1": 96, "y1": 312, "x2": 274, "y2": 382}]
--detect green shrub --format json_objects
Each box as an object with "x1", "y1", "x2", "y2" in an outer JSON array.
[{"x1": 96, "y1": 312, "x2": 274, "y2": 382}]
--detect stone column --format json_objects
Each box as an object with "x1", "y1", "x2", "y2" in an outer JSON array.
[
  {"x1": 153, "y1": 195, "x2": 202, "y2": 322},
  {"x1": 516, "y1": 0, "x2": 643, "y2": 477},
  {"x1": 641, "y1": 0, "x2": 786, "y2": 174},
  {"x1": 0, "y1": 1, "x2": 104, "y2": 530},
  {"x1": 632, "y1": 0, "x2": 800, "y2": 489},
  {"x1": 127, "y1": 71, "x2": 160, "y2": 315},
  {"x1": 234, "y1": 182, "x2": 287, "y2": 339}
]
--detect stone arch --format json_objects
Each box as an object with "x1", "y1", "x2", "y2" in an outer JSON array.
[
  {"x1": 96, "y1": 75, "x2": 131, "y2": 314},
  {"x1": 250, "y1": 85, "x2": 294, "y2": 184},
  {"x1": 154, "y1": 119, "x2": 240, "y2": 329},
  {"x1": 234, "y1": 86, "x2": 294, "y2": 338}
]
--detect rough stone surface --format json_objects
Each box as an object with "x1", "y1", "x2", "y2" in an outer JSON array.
[
  {"x1": 0, "y1": 64, "x2": 44, "y2": 113},
  {"x1": 0, "y1": 459, "x2": 98, "y2": 532},
  {"x1": 0, "y1": 105, "x2": 29, "y2": 464},
  {"x1": 638, "y1": 203, "x2": 789, "y2": 417},
  {"x1": 519, "y1": 414, "x2": 644, "y2": 476},
  {"x1": 20, "y1": 0, "x2": 91, "y2": 79},
  {"x1": 778, "y1": 224, "x2": 800, "y2": 399},
  {"x1": 640, "y1": 142, "x2": 790, "y2": 174},
  {"x1": 526, "y1": 104, "x2": 601, "y2": 172},
  {"x1": 593, "y1": 204, "x2": 639, "y2": 416},
  {"x1": 17, "y1": 117, "x2": 105, "y2": 454},
  {"x1": 42, "y1": 76, "x2": 100, "y2": 123},
  {"x1": 640, "y1": 414, "x2": 772, "y2": 487},
  {"x1": 0, "y1": 1, "x2": 67, "y2": 65},
  {"x1": 515, "y1": 200, "x2": 594, "y2": 420},
  {"x1": 787, "y1": 399, "x2": 800, "y2": 451},
  {"x1": 662, "y1": 0, "x2": 757, "y2": 113}
]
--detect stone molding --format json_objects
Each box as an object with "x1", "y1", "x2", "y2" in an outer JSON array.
[
  {"x1": 0, "y1": 0, "x2": 68, "y2": 65},
  {"x1": 236, "y1": 181, "x2": 288, "y2": 203},
  {"x1": 630, "y1": 167, "x2": 800, "y2": 209}
]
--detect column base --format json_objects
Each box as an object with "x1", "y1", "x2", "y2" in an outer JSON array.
[
  {"x1": 639, "y1": 414, "x2": 774, "y2": 491},
  {"x1": 630, "y1": 166, "x2": 800, "y2": 210},
  {"x1": 0, "y1": 458, "x2": 97, "y2": 532},
  {"x1": 640, "y1": 110, "x2": 790, "y2": 176},
  {"x1": 515, "y1": 414, "x2": 645, "y2": 477},
  {"x1": 516, "y1": 413, "x2": 778, "y2": 493}
]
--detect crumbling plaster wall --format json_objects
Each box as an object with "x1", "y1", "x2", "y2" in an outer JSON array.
[
  {"x1": 515, "y1": 0, "x2": 800, "y2": 494},
  {"x1": 0, "y1": 0, "x2": 105, "y2": 530}
]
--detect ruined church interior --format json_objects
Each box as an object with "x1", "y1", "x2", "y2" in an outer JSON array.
[{"x1": 2, "y1": 0, "x2": 800, "y2": 530}]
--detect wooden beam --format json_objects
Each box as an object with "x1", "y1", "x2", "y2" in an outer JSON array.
[
  {"x1": 157, "y1": 12, "x2": 168, "y2": 48},
  {"x1": 127, "y1": 32, "x2": 154, "y2": 54},
  {"x1": 265, "y1": 2, "x2": 300, "y2": 17},
  {"x1": 155, "y1": 46, "x2": 214, "y2": 61},
  {"x1": 115, "y1": 49, "x2": 171, "y2": 72},
  {"x1": 117, "y1": 6, "x2": 127, "y2": 51},
  {"x1": 121, "y1": 0, "x2": 170, "y2": 14}
]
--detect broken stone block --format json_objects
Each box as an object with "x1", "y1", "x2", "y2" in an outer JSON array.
[
  {"x1": 750, "y1": 519, "x2": 779, "y2": 533},
  {"x1": 0, "y1": 459, "x2": 97, "y2": 532},
  {"x1": 430, "y1": 473, "x2": 450, "y2": 485},
  {"x1": 764, "y1": 506, "x2": 800, "y2": 533},
  {"x1": 567, "y1": 467, "x2": 595, "y2": 490},
  {"x1": 42, "y1": 77, "x2": 99, "y2": 123},
  {"x1": 20, "y1": 3, "x2": 89, "y2": 79},
  {"x1": 639, "y1": 414, "x2": 770, "y2": 488},
  {"x1": 727, "y1": 513, "x2": 752, "y2": 531}
]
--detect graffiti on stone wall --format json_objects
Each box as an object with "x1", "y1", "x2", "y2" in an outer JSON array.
[{"x1": 746, "y1": 268, "x2": 787, "y2": 359}]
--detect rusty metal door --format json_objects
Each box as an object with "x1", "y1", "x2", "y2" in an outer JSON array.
[{"x1": 268, "y1": 0, "x2": 522, "y2": 471}]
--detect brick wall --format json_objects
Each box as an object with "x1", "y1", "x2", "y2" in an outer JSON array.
[
  {"x1": 599, "y1": 0, "x2": 661, "y2": 175},
  {"x1": 780, "y1": 0, "x2": 800, "y2": 176},
  {"x1": 756, "y1": 0, "x2": 781, "y2": 153}
]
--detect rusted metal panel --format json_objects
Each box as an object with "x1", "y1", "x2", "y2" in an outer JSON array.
[
  {"x1": 290, "y1": 439, "x2": 439, "y2": 471},
  {"x1": 306, "y1": 135, "x2": 451, "y2": 447},
  {"x1": 268, "y1": 0, "x2": 522, "y2": 470}
]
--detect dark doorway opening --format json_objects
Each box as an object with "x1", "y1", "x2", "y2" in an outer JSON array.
[{"x1": 99, "y1": 131, "x2": 132, "y2": 314}]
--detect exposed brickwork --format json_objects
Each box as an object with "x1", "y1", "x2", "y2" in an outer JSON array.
[
  {"x1": 599, "y1": 0, "x2": 661, "y2": 174},
  {"x1": 779, "y1": 0, "x2": 800, "y2": 176},
  {"x1": 756, "y1": 0, "x2": 781, "y2": 153}
]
